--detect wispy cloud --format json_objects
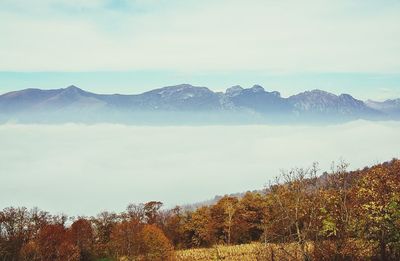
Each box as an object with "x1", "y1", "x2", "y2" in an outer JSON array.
[{"x1": 0, "y1": 0, "x2": 399, "y2": 72}]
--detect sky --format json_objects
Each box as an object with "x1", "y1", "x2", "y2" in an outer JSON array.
[
  {"x1": 1, "y1": 0, "x2": 400, "y2": 100},
  {"x1": 1, "y1": 121, "x2": 399, "y2": 215}
]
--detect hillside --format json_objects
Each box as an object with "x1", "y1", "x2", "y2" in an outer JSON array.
[{"x1": 1, "y1": 159, "x2": 399, "y2": 260}]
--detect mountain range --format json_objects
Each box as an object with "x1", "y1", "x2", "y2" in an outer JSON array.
[{"x1": 0, "y1": 84, "x2": 399, "y2": 124}]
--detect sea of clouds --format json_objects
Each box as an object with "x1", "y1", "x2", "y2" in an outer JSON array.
[{"x1": 1, "y1": 120, "x2": 399, "y2": 216}]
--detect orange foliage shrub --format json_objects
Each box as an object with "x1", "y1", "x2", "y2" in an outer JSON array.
[{"x1": 141, "y1": 224, "x2": 174, "y2": 261}]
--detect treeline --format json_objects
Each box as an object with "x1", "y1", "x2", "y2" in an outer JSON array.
[{"x1": 1, "y1": 159, "x2": 399, "y2": 261}]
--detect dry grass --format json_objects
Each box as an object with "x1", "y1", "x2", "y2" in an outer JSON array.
[
  {"x1": 175, "y1": 242, "x2": 305, "y2": 261},
  {"x1": 176, "y1": 240, "x2": 374, "y2": 261}
]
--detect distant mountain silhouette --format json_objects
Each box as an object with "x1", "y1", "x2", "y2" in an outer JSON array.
[
  {"x1": 0, "y1": 84, "x2": 396, "y2": 124},
  {"x1": 365, "y1": 99, "x2": 400, "y2": 120}
]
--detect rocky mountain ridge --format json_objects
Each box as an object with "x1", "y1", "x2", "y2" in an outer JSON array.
[{"x1": 0, "y1": 84, "x2": 397, "y2": 123}]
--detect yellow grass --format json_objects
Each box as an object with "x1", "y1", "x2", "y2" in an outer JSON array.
[
  {"x1": 175, "y1": 242, "x2": 303, "y2": 261},
  {"x1": 175, "y1": 240, "x2": 374, "y2": 261}
]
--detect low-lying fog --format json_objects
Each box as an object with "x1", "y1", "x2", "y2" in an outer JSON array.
[{"x1": 1, "y1": 121, "x2": 399, "y2": 216}]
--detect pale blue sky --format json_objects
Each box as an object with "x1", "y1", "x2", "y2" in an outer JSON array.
[
  {"x1": 1, "y1": 0, "x2": 400, "y2": 100},
  {"x1": 1, "y1": 72, "x2": 400, "y2": 101}
]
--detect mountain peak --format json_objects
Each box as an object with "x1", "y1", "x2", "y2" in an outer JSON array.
[
  {"x1": 162, "y1": 84, "x2": 196, "y2": 90},
  {"x1": 151, "y1": 84, "x2": 209, "y2": 94},
  {"x1": 250, "y1": 85, "x2": 265, "y2": 93},
  {"x1": 175, "y1": 83, "x2": 194, "y2": 88},
  {"x1": 290, "y1": 89, "x2": 337, "y2": 100},
  {"x1": 65, "y1": 85, "x2": 83, "y2": 91},
  {"x1": 226, "y1": 85, "x2": 243, "y2": 96},
  {"x1": 60, "y1": 85, "x2": 90, "y2": 97},
  {"x1": 309, "y1": 89, "x2": 335, "y2": 96},
  {"x1": 339, "y1": 93, "x2": 356, "y2": 100}
]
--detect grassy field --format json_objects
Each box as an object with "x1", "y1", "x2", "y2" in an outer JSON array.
[
  {"x1": 175, "y1": 243, "x2": 305, "y2": 261},
  {"x1": 175, "y1": 240, "x2": 375, "y2": 261}
]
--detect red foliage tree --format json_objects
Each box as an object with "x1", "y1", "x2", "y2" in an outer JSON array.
[
  {"x1": 69, "y1": 218, "x2": 94, "y2": 260},
  {"x1": 37, "y1": 224, "x2": 79, "y2": 261}
]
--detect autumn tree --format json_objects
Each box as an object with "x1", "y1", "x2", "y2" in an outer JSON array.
[
  {"x1": 125, "y1": 203, "x2": 146, "y2": 223},
  {"x1": 140, "y1": 224, "x2": 174, "y2": 261},
  {"x1": 161, "y1": 206, "x2": 185, "y2": 248},
  {"x1": 144, "y1": 201, "x2": 163, "y2": 225},
  {"x1": 234, "y1": 192, "x2": 266, "y2": 243},
  {"x1": 314, "y1": 160, "x2": 362, "y2": 260},
  {"x1": 37, "y1": 224, "x2": 79, "y2": 261},
  {"x1": 354, "y1": 160, "x2": 400, "y2": 261},
  {"x1": 183, "y1": 206, "x2": 214, "y2": 247},
  {"x1": 19, "y1": 240, "x2": 40, "y2": 261},
  {"x1": 210, "y1": 196, "x2": 239, "y2": 245},
  {"x1": 91, "y1": 211, "x2": 117, "y2": 257},
  {"x1": 264, "y1": 163, "x2": 320, "y2": 261},
  {"x1": 0, "y1": 207, "x2": 31, "y2": 261},
  {"x1": 69, "y1": 218, "x2": 94, "y2": 261},
  {"x1": 109, "y1": 219, "x2": 142, "y2": 259}
]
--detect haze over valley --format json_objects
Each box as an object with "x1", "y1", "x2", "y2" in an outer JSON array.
[{"x1": 1, "y1": 121, "x2": 399, "y2": 215}]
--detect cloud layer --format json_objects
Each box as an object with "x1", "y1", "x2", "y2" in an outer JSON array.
[
  {"x1": 1, "y1": 121, "x2": 399, "y2": 215},
  {"x1": 1, "y1": 0, "x2": 399, "y2": 72}
]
